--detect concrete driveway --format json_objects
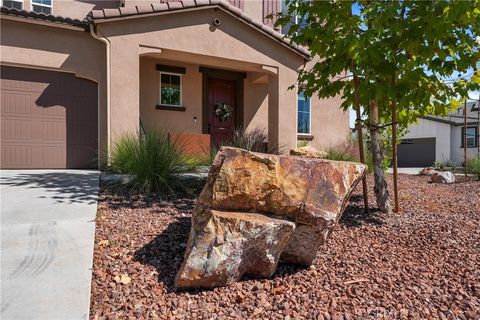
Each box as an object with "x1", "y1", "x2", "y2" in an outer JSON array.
[{"x1": 1, "y1": 170, "x2": 99, "y2": 320}]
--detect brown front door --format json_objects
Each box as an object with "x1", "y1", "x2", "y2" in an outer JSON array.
[
  {"x1": 207, "y1": 78, "x2": 237, "y2": 147},
  {"x1": 1, "y1": 66, "x2": 98, "y2": 169}
]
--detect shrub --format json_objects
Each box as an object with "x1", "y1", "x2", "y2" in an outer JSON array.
[
  {"x1": 297, "y1": 140, "x2": 309, "y2": 148},
  {"x1": 109, "y1": 130, "x2": 188, "y2": 196},
  {"x1": 219, "y1": 127, "x2": 268, "y2": 153},
  {"x1": 184, "y1": 146, "x2": 218, "y2": 170},
  {"x1": 322, "y1": 144, "x2": 359, "y2": 162},
  {"x1": 466, "y1": 157, "x2": 480, "y2": 180}
]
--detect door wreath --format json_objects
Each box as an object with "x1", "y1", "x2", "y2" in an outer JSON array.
[{"x1": 214, "y1": 102, "x2": 234, "y2": 122}]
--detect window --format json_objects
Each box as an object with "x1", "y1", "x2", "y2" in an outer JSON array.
[
  {"x1": 1, "y1": 0, "x2": 23, "y2": 10},
  {"x1": 160, "y1": 72, "x2": 182, "y2": 107},
  {"x1": 281, "y1": 0, "x2": 308, "y2": 35},
  {"x1": 31, "y1": 0, "x2": 52, "y2": 14},
  {"x1": 297, "y1": 92, "x2": 311, "y2": 134},
  {"x1": 461, "y1": 126, "x2": 478, "y2": 148}
]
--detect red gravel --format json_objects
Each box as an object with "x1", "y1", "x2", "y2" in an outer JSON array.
[{"x1": 90, "y1": 174, "x2": 480, "y2": 319}]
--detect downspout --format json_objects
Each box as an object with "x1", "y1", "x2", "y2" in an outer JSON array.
[{"x1": 89, "y1": 23, "x2": 111, "y2": 165}]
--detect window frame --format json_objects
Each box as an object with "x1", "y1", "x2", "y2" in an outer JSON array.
[
  {"x1": 1, "y1": 0, "x2": 23, "y2": 10},
  {"x1": 461, "y1": 126, "x2": 478, "y2": 148},
  {"x1": 159, "y1": 71, "x2": 183, "y2": 108},
  {"x1": 31, "y1": 0, "x2": 53, "y2": 14},
  {"x1": 281, "y1": 0, "x2": 308, "y2": 35},
  {"x1": 297, "y1": 91, "x2": 312, "y2": 135}
]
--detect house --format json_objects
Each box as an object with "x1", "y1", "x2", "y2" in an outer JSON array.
[
  {"x1": 398, "y1": 101, "x2": 480, "y2": 167},
  {"x1": 0, "y1": 0, "x2": 350, "y2": 169}
]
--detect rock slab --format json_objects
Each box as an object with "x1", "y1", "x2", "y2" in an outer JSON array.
[
  {"x1": 431, "y1": 171, "x2": 455, "y2": 184},
  {"x1": 290, "y1": 146, "x2": 327, "y2": 158},
  {"x1": 175, "y1": 207, "x2": 295, "y2": 288},
  {"x1": 176, "y1": 147, "x2": 366, "y2": 288}
]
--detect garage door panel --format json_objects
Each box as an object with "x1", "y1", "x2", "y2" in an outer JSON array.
[
  {"x1": 398, "y1": 138, "x2": 436, "y2": 168},
  {"x1": 1, "y1": 66, "x2": 98, "y2": 169}
]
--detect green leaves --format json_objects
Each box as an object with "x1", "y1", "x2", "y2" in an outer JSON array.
[{"x1": 277, "y1": 0, "x2": 480, "y2": 128}]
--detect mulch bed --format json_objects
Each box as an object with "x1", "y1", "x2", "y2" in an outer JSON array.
[{"x1": 90, "y1": 174, "x2": 480, "y2": 319}]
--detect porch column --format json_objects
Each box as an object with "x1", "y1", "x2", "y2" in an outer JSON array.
[
  {"x1": 268, "y1": 68, "x2": 297, "y2": 154},
  {"x1": 109, "y1": 40, "x2": 140, "y2": 145},
  {"x1": 268, "y1": 74, "x2": 279, "y2": 152}
]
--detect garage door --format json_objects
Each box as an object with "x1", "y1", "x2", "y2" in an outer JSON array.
[
  {"x1": 1, "y1": 66, "x2": 98, "y2": 169},
  {"x1": 398, "y1": 138, "x2": 436, "y2": 167}
]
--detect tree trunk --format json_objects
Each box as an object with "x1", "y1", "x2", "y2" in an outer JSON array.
[{"x1": 369, "y1": 100, "x2": 392, "y2": 213}]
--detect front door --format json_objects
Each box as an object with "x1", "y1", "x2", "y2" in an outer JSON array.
[{"x1": 207, "y1": 78, "x2": 237, "y2": 147}]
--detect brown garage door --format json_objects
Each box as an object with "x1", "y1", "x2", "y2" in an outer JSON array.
[{"x1": 1, "y1": 66, "x2": 98, "y2": 169}]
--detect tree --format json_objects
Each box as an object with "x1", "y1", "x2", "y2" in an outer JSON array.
[{"x1": 277, "y1": 0, "x2": 480, "y2": 213}]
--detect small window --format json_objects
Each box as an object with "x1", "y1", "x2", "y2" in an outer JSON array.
[
  {"x1": 461, "y1": 126, "x2": 478, "y2": 148},
  {"x1": 297, "y1": 91, "x2": 311, "y2": 135},
  {"x1": 31, "y1": 0, "x2": 52, "y2": 14},
  {"x1": 2, "y1": 0, "x2": 23, "y2": 10},
  {"x1": 160, "y1": 72, "x2": 182, "y2": 107}
]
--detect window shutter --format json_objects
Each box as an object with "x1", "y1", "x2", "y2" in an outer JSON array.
[
  {"x1": 227, "y1": 0, "x2": 244, "y2": 10},
  {"x1": 263, "y1": 0, "x2": 280, "y2": 29}
]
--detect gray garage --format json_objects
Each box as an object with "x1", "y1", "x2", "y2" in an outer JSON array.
[{"x1": 398, "y1": 137, "x2": 436, "y2": 167}]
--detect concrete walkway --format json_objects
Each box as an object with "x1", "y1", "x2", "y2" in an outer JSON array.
[
  {"x1": 387, "y1": 167, "x2": 422, "y2": 175},
  {"x1": 1, "y1": 170, "x2": 99, "y2": 320}
]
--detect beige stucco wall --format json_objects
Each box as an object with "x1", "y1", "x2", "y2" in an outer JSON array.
[
  {"x1": 243, "y1": 0, "x2": 265, "y2": 23},
  {"x1": 307, "y1": 95, "x2": 351, "y2": 151},
  {"x1": 297, "y1": 57, "x2": 350, "y2": 151},
  {"x1": 98, "y1": 7, "x2": 304, "y2": 152},
  {"x1": 140, "y1": 58, "x2": 203, "y2": 134},
  {"x1": 0, "y1": 18, "x2": 108, "y2": 157}
]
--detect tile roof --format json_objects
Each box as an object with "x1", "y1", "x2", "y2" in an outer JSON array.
[
  {"x1": 0, "y1": 6, "x2": 88, "y2": 29},
  {"x1": 88, "y1": 0, "x2": 311, "y2": 59}
]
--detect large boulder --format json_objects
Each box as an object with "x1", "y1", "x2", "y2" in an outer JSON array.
[
  {"x1": 175, "y1": 207, "x2": 295, "y2": 288},
  {"x1": 176, "y1": 147, "x2": 366, "y2": 288},
  {"x1": 197, "y1": 147, "x2": 366, "y2": 264},
  {"x1": 431, "y1": 171, "x2": 455, "y2": 184}
]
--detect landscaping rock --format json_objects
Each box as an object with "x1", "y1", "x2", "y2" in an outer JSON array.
[
  {"x1": 175, "y1": 207, "x2": 295, "y2": 288},
  {"x1": 196, "y1": 147, "x2": 366, "y2": 266},
  {"x1": 419, "y1": 167, "x2": 436, "y2": 176},
  {"x1": 290, "y1": 146, "x2": 326, "y2": 158},
  {"x1": 430, "y1": 171, "x2": 455, "y2": 184}
]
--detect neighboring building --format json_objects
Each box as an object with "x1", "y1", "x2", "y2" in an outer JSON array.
[
  {"x1": 399, "y1": 101, "x2": 480, "y2": 167},
  {"x1": 0, "y1": 0, "x2": 350, "y2": 169}
]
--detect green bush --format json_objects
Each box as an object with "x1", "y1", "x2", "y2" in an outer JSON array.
[
  {"x1": 184, "y1": 146, "x2": 218, "y2": 170},
  {"x1": 466, "y1": 157, "x2": 480, "y2": 180},
  {"x1": 322, "y1": 144, "x2": 358, "y2": 162},
  {"x1": 109, "y1": 130, "x2": 188, "y2": 196}
]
